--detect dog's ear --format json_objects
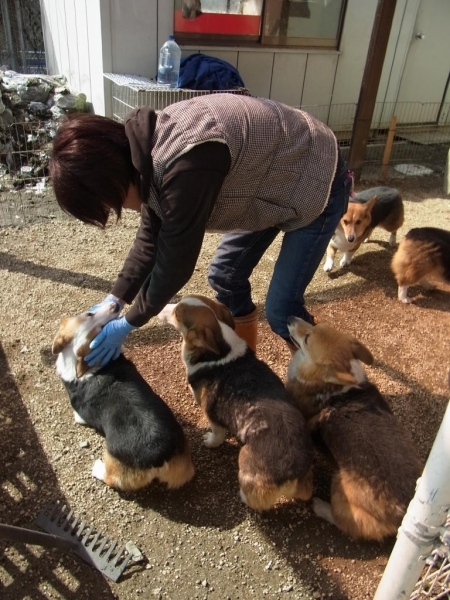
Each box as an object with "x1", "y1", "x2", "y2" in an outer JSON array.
[
  {"x1": 196, "y1": 326, "x2": 222, "y2": 355},
  {"x1": 76, "y1": 356, "x2": 90, "y2": 378},
  {"x1": 351, "y1": 340, "x2": 373, "y2": 365},
  {"x1": 52, "y1": 319, "x2": 71, "y2": 354},
  {"x1": 214, "y1": 302, "x2": 235, "y2": 330},
  {"x1": 365, "y1": 195, "x2": 377, "y2": 212},
  {"x1": 323, "y1": 364, "x2": 357, "y2": 386}
]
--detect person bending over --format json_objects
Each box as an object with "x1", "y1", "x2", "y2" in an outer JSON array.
[{"x1": 50, "y1": 93, "x2": 350, "y2": 367}]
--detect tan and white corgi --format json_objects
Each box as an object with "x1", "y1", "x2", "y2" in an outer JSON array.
[
  {"x1": 324, "y1": 187, "x2": 404, "y2": 272},
  {"x1": 285, "y1": 317, "x2": 422, "y2": 541}
]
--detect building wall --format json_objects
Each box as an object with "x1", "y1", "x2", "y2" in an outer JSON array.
[{"x1": 40, "y1": 0, "x2": 448, "y2": 124}]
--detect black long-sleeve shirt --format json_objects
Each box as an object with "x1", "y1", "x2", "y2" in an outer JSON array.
[{"x1": 112, "y1": 141, "x2": 231, "y2": 326}]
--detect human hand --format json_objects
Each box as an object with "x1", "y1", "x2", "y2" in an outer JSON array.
[
  {"x1": 85, "y1": 316, "x2": 136, "y2": 368},
  {"x1": 88, "y1": 294, "x2": 124, "y2": 314}
]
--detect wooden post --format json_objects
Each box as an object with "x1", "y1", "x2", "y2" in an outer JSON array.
[
  {"x1": 348, "y1": 0, "x2": 398, "y2": 181},
  {"x1": 445, "y1": 148, "x2": 450, "y2": 195},
  {"x1": 381, "y1": 115, "x2": 397, "y2": 181}
]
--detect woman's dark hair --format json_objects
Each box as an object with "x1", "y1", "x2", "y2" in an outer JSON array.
[{"x1": 49, "y1": 113, "x2": 136, "y2": 227}]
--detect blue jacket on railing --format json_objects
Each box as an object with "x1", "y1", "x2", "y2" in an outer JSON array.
[{"x1": 178, "y1": 54, "x2": 245, "y2": 91}]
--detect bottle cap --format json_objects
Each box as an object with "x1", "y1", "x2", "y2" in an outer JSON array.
[{"x1": 169, "y1": 35, "x2": 175, "y2": 40}]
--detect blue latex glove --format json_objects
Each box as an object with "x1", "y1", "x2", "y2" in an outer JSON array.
[
  {"x1": 85, "y1": 316, "x2": 136, "y2": 368},
  {"x1": 89, "y1": 294, "x2": 124, "y2": 314}
]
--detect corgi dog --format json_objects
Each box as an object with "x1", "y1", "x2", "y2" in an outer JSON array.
[
  {"x1": 324, "y1": 187, "x2": 404, "y2": 272},
  {"x1": 285, "y1": 317, "x2": 422, "y2": 541},
  {"x1": 52, "y1": 302, "x2": 195, "y2": 492},
  {"x1": 391, "y1": 227, "x2": 450, "y2": 303},
  {"x1": 158, "y1": 294, "x2": 313, "y2": 512}
]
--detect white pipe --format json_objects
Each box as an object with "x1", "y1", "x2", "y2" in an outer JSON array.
[{"x1": 374, "y1": 399, "x2": 450, "y2": 600}]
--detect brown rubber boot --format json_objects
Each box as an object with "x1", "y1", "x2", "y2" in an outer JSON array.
[{"x1": 233, "y1": 308, "x2": 258, "y2": 353}]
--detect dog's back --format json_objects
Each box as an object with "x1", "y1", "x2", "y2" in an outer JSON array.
[
  {"x1": 189, "y1": 349, "x2": 313, "y2": 508},
  {"x1": 190, "y1": 349, "x2": 312, "y2": 470},
  {"x1": 392, "y1": 227, "x2": 450, "y2": 302},
  {"x1": 64, "y1": 355, "x2": 189, "y2": 469},
  {"x1": 313, "y1": 382, "x2": 421, "y2": 514}
]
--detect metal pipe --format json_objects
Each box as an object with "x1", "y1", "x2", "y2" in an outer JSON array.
[{"x1": 374, "y1": 399, "x2": 450, "y2": 600}]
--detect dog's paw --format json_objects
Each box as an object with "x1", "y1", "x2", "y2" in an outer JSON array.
[
  {"x1": 312, "y1": 497, "x2": 334, "y2": 524},
  {"x1": 239, "y1": 488, "x2": 248, "y2": 506},
  {"x1": 92, "y1": 459, "x2": 106, "y2": 482},
  {"x1": 203, "y1": 431, "x2": 225, "y2": 448},
  {"x1": 157, "y1": 304, "x2": 177, "y2": 325},
  {"x1": 73, "y1": 410, "x2": 87, "y2": 425},
  {"x1": 340, "y1": 257, "x2": 352, "y2": 268},
  {"x1": 323, "y1": 258, "x2": 334, "y2": 272},
  {"x1": 398, "y1": 287, "x2": 412, "y2": 303},
  {"x1": 388, "y1": 233, "x2": 397, "y2": 247}
]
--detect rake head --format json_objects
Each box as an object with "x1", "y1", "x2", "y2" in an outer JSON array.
[{"x1": 35, "y1": 500, "x2": 133, "y2": 582}]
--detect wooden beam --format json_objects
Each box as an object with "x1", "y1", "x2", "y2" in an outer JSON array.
[
  {"x1": 381, "y1": 115, "x2": 397, "y2": 180},
  {"x1": 348, "y1": 0, "x2": 398, "y2": 181}
]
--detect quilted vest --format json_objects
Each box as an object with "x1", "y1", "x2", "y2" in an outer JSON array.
[{"x1": 148, "y1": 94, "x2": 338, "y2": 232}]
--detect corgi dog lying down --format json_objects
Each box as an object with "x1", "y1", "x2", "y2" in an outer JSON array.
[
  {"x1": 158, "y1": 294, "x2": 313, "y2": 511},
  {"x1": 391, "y1": 226, "x2": 450, "y2": 303},
  {"x1": 52, "y1": 302, "x2": 195, "y2": 491},
  {"x1": 324, "y1": 186, "x2": 404, "y2": 272},
  {"x1": 285, "y1": 317, "x2": 422, "y2": 541}
]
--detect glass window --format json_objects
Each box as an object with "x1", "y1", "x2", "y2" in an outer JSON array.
[{"x1": 174, "y1": 0, "x2": 346, "y2": 48}]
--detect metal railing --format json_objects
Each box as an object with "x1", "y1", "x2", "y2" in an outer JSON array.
[{"x1": 0, "y1": 0, "x2": 46, "y2": 74}]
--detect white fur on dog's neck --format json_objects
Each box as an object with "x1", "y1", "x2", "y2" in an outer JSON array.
[
  {"x1": 55, "y1": 302, "x2": 120, "y2": 383},
  {"x1": 348, "y1": 359, "x2": 367, "y2": 386},
  {"x1": 56, "y1": 343, "x2": 95, "y2": 383},
  {"x1": 184, "y1": 321, "x2": 247, "y2": 377}
]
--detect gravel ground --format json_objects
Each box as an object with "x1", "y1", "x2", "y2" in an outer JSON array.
[{"x1": 0, "y1": 173, "x2": 449, "y2": 600}]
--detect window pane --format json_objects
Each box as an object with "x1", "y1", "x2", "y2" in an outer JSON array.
[
  {"x1": 262, "y1": 0, "x2": 345, "y2": 47},
  {"x1": 175, "y1": 1, "x2": 263, "y2": 37}
]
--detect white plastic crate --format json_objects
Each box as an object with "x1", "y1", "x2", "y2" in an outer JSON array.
[{"x1": 103, "y1": 73, "x2": 249, "y2": 122}]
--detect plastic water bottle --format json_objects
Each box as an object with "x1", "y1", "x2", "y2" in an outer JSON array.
[{"x1": 157, "y1": 35, "x2": 181, "y2": 89}]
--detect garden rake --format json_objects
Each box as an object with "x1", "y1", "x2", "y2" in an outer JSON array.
[{"x1": 0, "y1": 500, "x2": 134, "y2": 582}]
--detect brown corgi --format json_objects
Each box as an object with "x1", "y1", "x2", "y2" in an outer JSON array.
[
  {"x1": 52, "y1": 302, "x2": 195, "y2": 492},
  {"x1": 324, "y1": 187, "x2": 404, "y2": 272},
  {"x1": 391, "y1": 227, "x2": 450, "y2": 303},
  {"x1": 158, "y1": 294, "x2": 313, "y2": 511},
  {"x1": 285, "y1": 317, "x2": 422, "y2": 541}
]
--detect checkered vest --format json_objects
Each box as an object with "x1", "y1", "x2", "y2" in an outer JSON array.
[{"x1": 149, "y1": 94, "x2": 338, "y2": 232}]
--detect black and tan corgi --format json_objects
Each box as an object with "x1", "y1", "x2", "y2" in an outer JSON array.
[{"x1": 52, "y1": 302, "x2": 195, "y2": 492}]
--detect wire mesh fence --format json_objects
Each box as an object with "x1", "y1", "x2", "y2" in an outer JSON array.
[
  {"x1": 0, "y1": 0, "x2": 46, "y2": 74},
  {"x1": 1, "y1": 76, "x2": 450, "y2": 227}
]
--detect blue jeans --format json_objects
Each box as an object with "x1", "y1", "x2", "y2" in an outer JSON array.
[{"x1": 208, "y1": 169, "x2": 350, "y2": 342}]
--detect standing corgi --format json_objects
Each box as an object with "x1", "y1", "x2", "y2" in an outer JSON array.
[
  {"x1": 391, "y1": 227, "x2": 450, "y2": 303},
  {"x1": 324, "y1": 187, "x2": 404, "y2": 271}
]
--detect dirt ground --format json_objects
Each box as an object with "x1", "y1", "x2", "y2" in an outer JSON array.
[{"x1": 0, "y1": 173, "x2": 449, "y2": 600}]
